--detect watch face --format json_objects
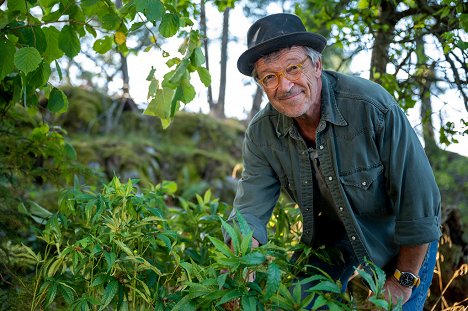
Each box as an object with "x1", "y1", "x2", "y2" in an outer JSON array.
[{"x1": 400, "y1": 272, "x2": 415, "y2": 287}]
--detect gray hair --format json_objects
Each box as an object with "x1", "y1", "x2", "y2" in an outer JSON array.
[{"x1": 251, "y1": 46, "x2": 322, "y2": 79}]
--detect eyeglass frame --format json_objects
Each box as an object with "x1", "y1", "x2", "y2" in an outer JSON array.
[{"x1": 255, "y1": 57, "x2": 310, "y2": 89}]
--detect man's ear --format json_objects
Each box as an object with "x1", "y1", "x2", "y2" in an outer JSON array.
[{"x1": 314, "y1": 60, "x2": 323, "y2": 77}]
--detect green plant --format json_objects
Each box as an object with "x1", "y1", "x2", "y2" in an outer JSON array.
[{"x1": 27, "y1": 177, "x2": 404, "y2": 310}]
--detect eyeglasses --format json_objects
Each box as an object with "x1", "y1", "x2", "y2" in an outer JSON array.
[{"x1": 257, "y1": 58, "x2": 309, "y2": 89}]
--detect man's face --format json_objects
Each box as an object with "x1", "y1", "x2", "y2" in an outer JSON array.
[{"x1": 254, "y1": 46, "x2": 322, "y2": 118}]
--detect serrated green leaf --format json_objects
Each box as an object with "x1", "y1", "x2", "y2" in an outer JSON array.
[
  {"x1": 236, "y1": 210, "x2": 251, "y2": 237},
  {"x1": 241, "y1": 295, "x2": 257, "y2": 311},
  {"x1": 191, "y1": 47, "x2": 205, "y2": 66},
  {"x1": 265, "y1": 262, "x2": 281, "y2": 299},
  {"x1": 99, "y1": 278, "x2": 118, "y2": 310},
  {"x1": 240, "y1": 231, "x2": 253, "y2": 255},
  {"x1": 144, "y1": 87, "x2": 174, "y2": 120},
  {"x1": 217, "y1": 272, "x2": 228, "y2": 289},
  {"x1": 47, "y1": 87, "x2": 68, "y2": 114},
  {"x1": 91, "y1": 274, "x2": 108, "y2": 287},
  {"x1": 59, "y1": 25, "x2": 81, "y2": 57},
  {"x1": 45, "y1": 282, "x2": 58, "y2": 307},
  {"x1": 180, "y1": 75, "x2": 195, "y2": 103},
  {"x1": 43, "y1": 27, "x2": 64, "y2": 62},
  {"x1": 135, "y1": 0, "x2": 164, "y2": 22},
  {"x1": 309, "y1": 280, "x2": 341, "y2": 294},
  {"x1": 208, "y1": 236, "x2": 232, "y2": 257},
  {"x1": 58, "y1": 283, "x2": 75, "y2": 305},
  {"x1": 14, "y1": 47, "x2": 42, "y2": 75},
  {"x1": 27, "y1": 62, "x2": 51, "y2": 88},
  {"x1": 220, "y1": 218, "x2": 240, "y2": 254},
  {"x1": 157, "y1": 233, "x2": 172, "y2": 249},
  {"x1": 311, "y1": 295, "x2": 328, "y2": 310},
  {"x1": 104, "y1": 251, "x2": 116, "y2": 271},
  {"x1": 101, "y1": 13, "x2": 120, "y2": 30},
  {"x1": 216, "y1": 289, "x2": 244, "y2": 307},
  {"x1": 0, "y1": 39, "x2": 16, "y2": 80},
  {"x1": 197, "y1": 66, "x2": 211, "y2": 87},
  {"x1": 239, "y1": 252, "x2": 266, "y2": 265},
  {"x1": 8, "y1": 0, "x2": 27, "y2": 13},
  {"x1": 93, "y1": 36, "x2": 113, "y2": 54},
  {"x1": 159, "y1": 13, "x2": 179, "y2": 38},
  {"x1": 17, "y1": 26, "x2": 47, "y2": 54}
]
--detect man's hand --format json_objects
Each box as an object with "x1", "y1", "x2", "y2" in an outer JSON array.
[{"x1": 383, "y1": 276, "x2": 412, "y2": 306}]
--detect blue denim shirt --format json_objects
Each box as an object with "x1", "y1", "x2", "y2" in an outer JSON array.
[{"x1": 226, "y1": 70, "x2": 441, "y2": 267}]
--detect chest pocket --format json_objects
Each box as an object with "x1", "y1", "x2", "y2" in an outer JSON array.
[{"x1": 339, "y1": 164, "x2": 390, "y2": 215}]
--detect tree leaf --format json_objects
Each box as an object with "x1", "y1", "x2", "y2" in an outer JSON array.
[
  {"x1": 93, "y1": 36, "x2": 113, "y2": 54},
  {"x1": 47, "y1": 87, "x2": 69, "y2": 114},
  {"x1": 43, "y1": 26, "x2": 64, "y2": 62},
  {"x1": 190, "y1": 47, "x2": 205, "y2": 66},
  {"x1": 196, "y1": 66, "x2": 211, "y2": 87},
  {"x1": 135, "y1": 0, "x2": 164, "y2": 22},
  {"x1": 0, "y1": 39, "x2": 16, "y2": 80},
  {"x1": 8, "y1": 0, "x2": 27, "y2": 13},
  {"x1": 59, "y1": 25, "x2": 81, "y2": 57},
  {"x1": 143, "y1": 87, "x2": 175, "y2": 127},
  {"x1": 114, "y1": 31, "x2": 126, "y2": 45},
  {"x1": 14, "y1": 47, "x2": 42, "y2": 75},
  {"x1": 159, "y1": 13, "x2": 179, "y2": 38}
]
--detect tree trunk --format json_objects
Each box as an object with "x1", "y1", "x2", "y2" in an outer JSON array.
[
  {"x1": 416, "y1": 37, "x2": 438, "y2": 158},
  {"x1": 249, "y1": 84, "x2": 263, "y2": 122},
  {"x1": 370, "y1": 1, "x2": 397, "y2": 83},
  {"x1": 200, "y1": 0, "x2": 215, "y2": 110},
  {"x1": 216, "y1": 7, "x2": 230, "y2": 118}
]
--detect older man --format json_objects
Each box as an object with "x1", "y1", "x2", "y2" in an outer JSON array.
[{"x1": 225, "y1": 13, "x2": 441, "y2": 310}]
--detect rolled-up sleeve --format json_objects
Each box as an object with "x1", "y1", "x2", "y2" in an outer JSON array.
[
  {"x1": 378, "y1": 103, "x2": 441, "y2": 245},
  {"x1": 223, "y1": 130, "x2": 280, "y2": 245}
]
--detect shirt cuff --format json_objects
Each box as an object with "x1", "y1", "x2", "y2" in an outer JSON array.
[{"x1": 395, "y1": 215, "x2": 441, "y2": 245}]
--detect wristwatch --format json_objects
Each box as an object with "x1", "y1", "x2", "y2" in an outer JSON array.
[{"x1": 393, "y1": 268, "x2": 420, "y2": 288}]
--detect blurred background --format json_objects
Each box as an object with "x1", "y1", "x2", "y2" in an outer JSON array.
[{"x1": 0, "y1": 0, "x2": 466, "y2": 309}]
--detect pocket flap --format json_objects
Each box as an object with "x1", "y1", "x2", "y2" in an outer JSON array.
[{"x1": 340, "y1": 164, "x2": 384, "y2": 190}]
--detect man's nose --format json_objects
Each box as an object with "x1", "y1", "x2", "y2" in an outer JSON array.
[{"x1": 276, "y1": 74, "x2": 294, "y2": 92}]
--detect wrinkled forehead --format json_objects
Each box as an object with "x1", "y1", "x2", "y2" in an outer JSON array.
[{"x1": 255, "y1": 46, "x2": 308, "y2": 70}]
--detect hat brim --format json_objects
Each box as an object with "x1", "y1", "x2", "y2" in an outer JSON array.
[{"x1": 237, "y1": 32, "x2": 327, "y2": 76}]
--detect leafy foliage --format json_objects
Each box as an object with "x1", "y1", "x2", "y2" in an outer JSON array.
[{"x1": 19, "y1": 176, "x2": 397, "y2": 310}]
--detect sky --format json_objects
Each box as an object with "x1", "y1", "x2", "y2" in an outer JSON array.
[{"x1": 124, "y1": 3, "x2": 467, "y2": 157}]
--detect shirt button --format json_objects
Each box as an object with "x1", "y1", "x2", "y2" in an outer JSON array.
[
  {"x1": 339, "y1": 207, "x2": 344, "y2": 212},
  {"x1": 328, "y1": 176, "x2": 333, "y2": 181},
  {"x1": 319, "y1": 145, "x2": 324, "y2": 150},
  {"x1": 351, "y1": 236, "x2": 356, "y2": 241},
  {"x1": 304, "y1": 180, "x2": 308, "y2": 184},
  {"x1": 362, "y1": 181, "x2": 367, "y2": 186},
  {"x1": 306, "y1": 208, "x2": 310, "y2": 211}
]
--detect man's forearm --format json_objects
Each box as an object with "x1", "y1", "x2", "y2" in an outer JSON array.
[{"x1": 395, "y1": 243, "x2": 429, "y2": 275}]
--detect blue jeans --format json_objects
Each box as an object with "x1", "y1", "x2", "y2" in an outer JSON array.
[
  {"x1": 402, "y1": 240, "x2": 438, "y2": 311},
  {"x1": 294, "y1": 240, "x2": 438, "y2": 310}
]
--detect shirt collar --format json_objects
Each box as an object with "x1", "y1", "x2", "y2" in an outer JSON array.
[{"x1": 275, "y1": 70, "x2": 348, "y2": 138}]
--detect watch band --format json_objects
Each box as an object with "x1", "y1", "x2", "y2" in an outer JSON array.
[{"x1": 393, "y1": 268, "x2": 421, "y2": 288}]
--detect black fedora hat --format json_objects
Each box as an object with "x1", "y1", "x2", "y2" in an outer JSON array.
[{"x1": 237, "y1": 13, "x2": 327, "y2": 76}]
